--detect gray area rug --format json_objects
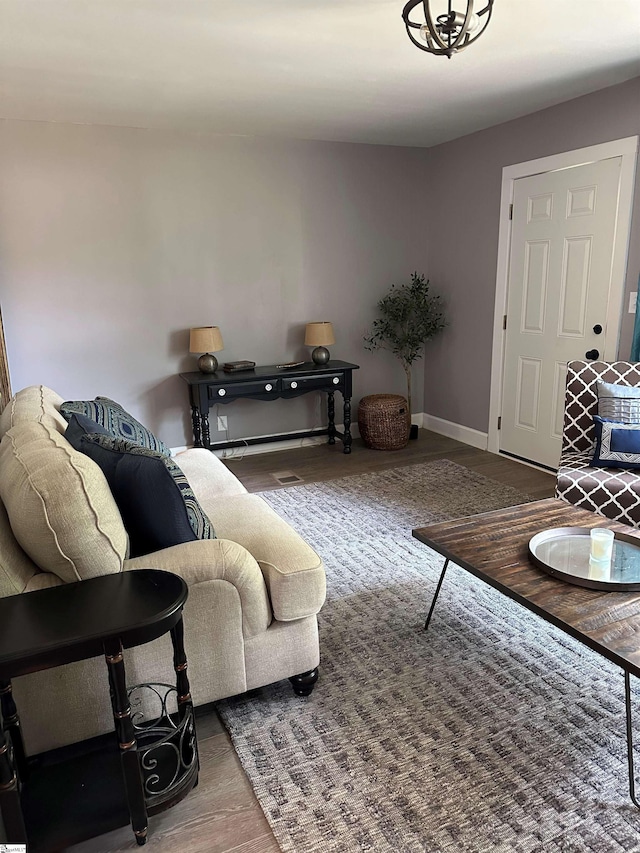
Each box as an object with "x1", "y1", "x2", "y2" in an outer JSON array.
[{"x1": 217, "y1": 460, "x2": 640, "y2": 852}]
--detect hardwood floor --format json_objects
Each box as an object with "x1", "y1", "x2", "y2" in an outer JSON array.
[
  {"x1": 223, "y1": 429, "x2": 556, "y2": 500},
  {"x1": 68, "y1": 431, "x2": 555, "y2": 853}
]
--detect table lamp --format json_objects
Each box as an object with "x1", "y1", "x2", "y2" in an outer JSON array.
[
  {"x1": 189, "y1": 326, "x2": 224, "y2": 373},
  {"x1": 305, "y1": 322, "x2": 335, "y2": 365}
]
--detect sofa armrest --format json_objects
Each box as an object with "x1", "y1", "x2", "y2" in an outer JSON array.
[
  {"x1": 201, "y1": 494, "x2": 327, "y2": 622},
  {"x1": 124, "y1": 538, "x2": 271, "y2": 639}
]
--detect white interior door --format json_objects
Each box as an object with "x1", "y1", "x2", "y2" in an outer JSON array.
[{"x1": 500, "y1": 156, "x2": 623, "y2": 470}]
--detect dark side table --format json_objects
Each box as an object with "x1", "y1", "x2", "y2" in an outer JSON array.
[
  {"x1": 0, "y1": 569, "x2": 198, "y2": 851},
  {"x1": 180, "y1": 360, "x2": 359, "y2": 454}
]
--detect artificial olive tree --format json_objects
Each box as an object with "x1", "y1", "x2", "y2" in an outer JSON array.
[{"x1": 364, "y1": 272, "x2": 446, "y2": 419}]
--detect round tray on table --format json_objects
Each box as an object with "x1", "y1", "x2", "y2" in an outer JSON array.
[{"x1": 528, "y1": 526, "x2": 640, "y2": 591}]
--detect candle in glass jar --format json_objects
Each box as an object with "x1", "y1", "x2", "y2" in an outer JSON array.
[{"x1": 590, "y1": 528, "x2": 614, "y2": 562}]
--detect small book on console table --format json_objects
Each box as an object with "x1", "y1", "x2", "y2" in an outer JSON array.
[{"x1": 222, "y1": 361, "x2": 256, "y2": 372}]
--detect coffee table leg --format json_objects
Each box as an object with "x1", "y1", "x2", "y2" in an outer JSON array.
[
  {"x1": 424, "y1": 559, "x2": 449, "y2": 631},
  {"x1": 624, "y1": 670, "x2": 640, "y2": 809}
]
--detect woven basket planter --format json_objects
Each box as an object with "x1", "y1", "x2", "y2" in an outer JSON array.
[{"x1": 358, "y1": 394, "x2": 410, "y2": 451}]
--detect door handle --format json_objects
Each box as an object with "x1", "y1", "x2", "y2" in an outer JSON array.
[{"x1": 585, "y1": 349, "x2": 600, "y2": 360}]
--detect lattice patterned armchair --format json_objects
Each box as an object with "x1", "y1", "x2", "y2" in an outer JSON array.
[{"x1": 556, "y1": 361, "x2": 640, "y2": 527}]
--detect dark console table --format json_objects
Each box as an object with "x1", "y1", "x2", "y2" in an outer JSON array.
[
  {"x1": 0, "y1": 569, "x2": 198, "y2": 851},
  {"x1": 180, "y1": 360, "x2": 359, "y2": 454}
]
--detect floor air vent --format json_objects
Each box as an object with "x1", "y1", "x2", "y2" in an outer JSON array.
[{"x1": 271, "y1": 471, "x2": 304, "y2": 485}]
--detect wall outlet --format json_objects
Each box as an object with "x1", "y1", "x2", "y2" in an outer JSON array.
[
  {"x1": 630, "y1": 292, "x2": 637, "y2": 314},
  {"x1": 217, "y1": 415, "x2": 228, "y2": 431}
]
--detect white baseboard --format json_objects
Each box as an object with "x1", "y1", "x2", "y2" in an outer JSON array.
[
  {"x1": 173, "y1": 414, "x2": 481, "y2": 459},
  {"x1": 421, "y1": 413, "x2": 488, "y2": 450},
  {"x1": 173, "y1": 424, "x2": 359, "y2": 460},
  {"x1": 216, "y1": 434, "x2": 328, "y2": 460}
]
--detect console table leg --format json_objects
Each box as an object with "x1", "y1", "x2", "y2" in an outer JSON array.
[
  {"x1": 327, "y1": 391, "x2": 336, "y2": 444},
  {"x1": 0, "y1": 680, "x2": 27, "y2": 782},
  {"x1": 343, "y1": 396, "x2": 352, "y2": 454},
  {"x1": 624, "y1": 670, "x2": 640, "y2": 809},
  {"x1": 191, "y1": 405, "x2": 203, "y2": 448},
  {"x1": 424, "y1": 559, "x2": 449, "y2": 631},
  {"x1": 105, "y1": 639, "x2": 148, "y2": 846},
  {"x1": 201, "y1": 413, "x2": 211, "y2": 450}
]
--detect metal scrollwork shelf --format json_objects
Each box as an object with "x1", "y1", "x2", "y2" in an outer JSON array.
[{"x1": 128, "y1": 683, "x2": 199, "y2": 810}]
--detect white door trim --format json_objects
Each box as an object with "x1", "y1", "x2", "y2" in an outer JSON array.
[{"x1": 488, "y1": 136, "x2": 639, "y2": 456}]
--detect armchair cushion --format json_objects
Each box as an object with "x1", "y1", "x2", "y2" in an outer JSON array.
[
  {"x1": 71, "y1": 433, "x2": 215, "y2": 558},
  {"x1": 60, "y1": 396, "x2": 170, "y2": 457}
]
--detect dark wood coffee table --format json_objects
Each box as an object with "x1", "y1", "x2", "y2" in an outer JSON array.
[{"x1": 413, "y1": 497, "x2": 640, "y2": 808}]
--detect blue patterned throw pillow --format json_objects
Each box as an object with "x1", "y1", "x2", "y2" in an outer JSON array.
[
  {"x1": 68, "y1": 432, "x2": 215, "y2": 557},
  {"x1": 60, "y1": 396, "x2": 170, "y2": 457},
  {"x1": 592, "y1": 415, "x2": 640, "y2": 470}
]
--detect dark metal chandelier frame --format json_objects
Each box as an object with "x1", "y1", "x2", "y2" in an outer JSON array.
[{"x1": 402, "y1": 0, "x2": 494, "y2": 58}]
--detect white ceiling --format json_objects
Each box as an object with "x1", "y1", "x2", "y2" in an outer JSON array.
[{"x1": 1, "y1": 1, "x2": 639, "y2": 148}]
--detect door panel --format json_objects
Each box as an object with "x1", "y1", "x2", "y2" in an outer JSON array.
[
  {"x1": 522, "y1": 241, "x2": 548, "y2": 332},
  {"x1": 515, "y1": 357, "x2": 541, "y2": 431}
]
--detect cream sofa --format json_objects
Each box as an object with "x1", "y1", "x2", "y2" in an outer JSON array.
[{"x1": 0, "y1": 385, "x2": 326, "y2": 755}]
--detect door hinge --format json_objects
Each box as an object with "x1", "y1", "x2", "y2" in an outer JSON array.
[
  {"x1": 497, "y1": 416, "x2": 502, "y2": 430},
  {"x1": 509, "y1": 203, "x2": 513, "y2": 220},
  {"x1": 503, "y1": 314, "x2": 507, "y2": 330}
]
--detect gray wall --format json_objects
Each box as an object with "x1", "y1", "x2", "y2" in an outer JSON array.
[
  {"x1": 2, "y1": 76, "x2": 639, "y2": 449},
  {"x1": 0, "y1": 121, "x2": 431, "y2": 447},
  {"x1": 424, "y1": 76, "x2": 640, "y2": 434}
]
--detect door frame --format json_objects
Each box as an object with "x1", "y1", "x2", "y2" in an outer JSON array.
[{"x1": 487, "y1": 136, "x2": 639, "y2": 457}]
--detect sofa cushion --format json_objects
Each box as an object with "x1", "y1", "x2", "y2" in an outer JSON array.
[
  {"x1": 597, "y1": 380, "x2": 640, "y2": 423},
  {"x1": 0, "y1": 421, "x2": 128, "y2": 582},
  {"x1": 174, "y1": 448, "x2": 248, "y2": 499},
  {"x1": 60, "y1": 396, "x2": 170, "y2": 457},
  {"x1": 72, "y1": 434, "x2": 215, "y2": 558},
  {"x1": 592, "y1": 415, "x2": 640, "y2": 470},
  {"x1": 0, "y1": 385, "x2": 68, "y2": 440},
  {"x1": 0, "y1": 499, "x2": 42, "y2": 596}
]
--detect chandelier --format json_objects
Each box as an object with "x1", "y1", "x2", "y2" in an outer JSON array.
[{"x1": 402, "y1": 0, "x2": 494, "y2": 58}]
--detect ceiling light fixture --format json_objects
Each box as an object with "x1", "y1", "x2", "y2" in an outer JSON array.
[{"x1": 402, "y1": 0, "x2": 494, "y2": 58}]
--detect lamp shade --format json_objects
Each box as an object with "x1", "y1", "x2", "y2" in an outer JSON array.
[
  {"x1": 304, "y1": 322, "x2": 335, "y2": 347},
  {"x1": 189, "y1": 326, "x2": 223, "y2": 354}
]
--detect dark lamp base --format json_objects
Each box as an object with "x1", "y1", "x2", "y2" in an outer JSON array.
[
  {"x1": 311, "y1": 346, "x2": 330, "y2": 365},
  {"x1": 198, "y1": 353, "x2": 218, "y2": 373}
]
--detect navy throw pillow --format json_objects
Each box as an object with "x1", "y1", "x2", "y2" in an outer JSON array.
[
  {"x1": 592, "y1": 415, "x2": 640, "y2": 470},
  {"x1": 60, "y1": 396, "x2": 170, "y2": 457},
  {"x1": 70, "y1": 433, "x2": 215, "y2": 558}
]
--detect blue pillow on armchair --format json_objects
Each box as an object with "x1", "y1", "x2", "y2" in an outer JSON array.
[{"x1": 592, "y1": 415, "x2": 640, "y2": 470}]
